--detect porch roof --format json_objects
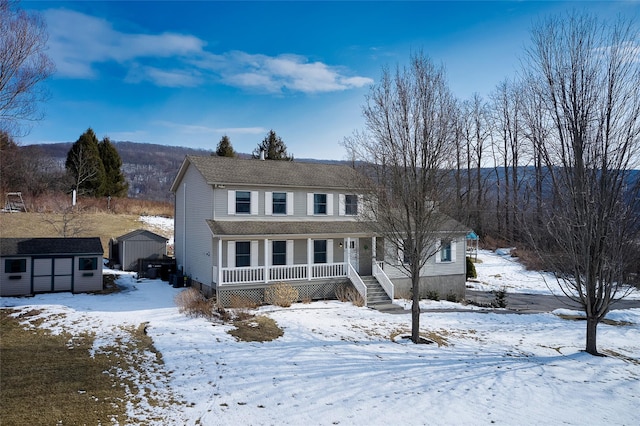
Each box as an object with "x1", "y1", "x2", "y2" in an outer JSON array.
[{"x1": 206, "y1": 220, "x2": 373, "y2": 238}]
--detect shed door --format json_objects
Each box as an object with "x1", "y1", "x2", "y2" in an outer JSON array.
[
  {"x1": 53, "y1": 258, "x2": 73, "y2": 292},
  {"x1": 32, "y1": 257, "x2": 73, "y2": 293},
  {"x1": 32, "y1": 258, "x2": 52, "y2": 292}
]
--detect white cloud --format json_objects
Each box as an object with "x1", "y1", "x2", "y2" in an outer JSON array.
[
  {"x1": 125, "y1": 66, "x2": 203, "y2": 88},
  {"x1": 203, "y1": 52, "x2": 374, "y2": 94},
  {"x1": 44, "y1": 9, "x2": 373, "y2": 94},
  {"x1": 45, "y1": 9, "x2": 204, "y2": 79}
]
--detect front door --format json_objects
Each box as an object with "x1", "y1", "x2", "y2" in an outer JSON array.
[{"x1": 348, "y1": 238, "x2": 359, "y2": 273}]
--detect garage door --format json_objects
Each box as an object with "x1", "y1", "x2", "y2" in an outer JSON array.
[{"x1": 32, "y1": 257, "x2": 73, "y2": 293}]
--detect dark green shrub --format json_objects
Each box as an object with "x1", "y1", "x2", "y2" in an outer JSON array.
[
  {"x1": 426, "y1": 290, "x2": 440, "y2": 301},
  {"x1": 466, "y1": 256, "x2": 477, "y2": 279},
  {"x1": 493, "y1": 288, "x2": 507, "y2": 308}
]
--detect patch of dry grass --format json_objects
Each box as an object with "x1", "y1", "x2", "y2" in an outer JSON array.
[
  {"x1": 227, "y1": 316, "x2": 284, "y2": 342},
  {"x1": 0, "y1": 211, "x2": 171, "y2": 254},
  {"x1": 0, "y1": 309, "x2": 128, "y2": 424},
  {"x1": 0, "y1": 310, "x2": 179, "y2": 425}
]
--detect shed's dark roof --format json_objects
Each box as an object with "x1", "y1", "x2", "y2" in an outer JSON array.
[
  {"x1": 0, "y1": 238, "x2": 104, "y2": 257},
  {"x1": 116, "y1": 229, "x2": 169, "y2": 242},
  {"x1": 206, "y1": 220, "x2": 373, "y2": 237},
  {"x1": 172, "y1": 155, "x2": 361, "y2": 191}
]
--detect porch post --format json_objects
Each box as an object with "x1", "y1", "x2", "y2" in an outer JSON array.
[
  {"x1": 372, "y1": 236, "x2": 377, "y2": 263},
  {"x1": 264, "y1": 239, "x2": 269, "y2": 283},
  {"x1": 345, "y1": 237, "x2": 351, "y2": 267},
  {"x1": 217, "y1": 238, "x2": 223, "y2": 285},
  {"x1": 307, "y1": 238, "x2": 312, "y2": 280}
]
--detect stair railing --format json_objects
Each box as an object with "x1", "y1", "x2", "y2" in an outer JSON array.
[
  {"x1": 347, "y1": 263, "x2": 367, "y2": 307},
  {"x1": 373, "y1": 261, "x2": 394, "y2": 300}
]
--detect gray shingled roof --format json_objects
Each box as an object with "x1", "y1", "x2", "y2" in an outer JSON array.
[
  {"x1": 182, "y1": 155, "x2": 361, "y2": 189},
  {"x1": 0, "y1": 238, "x2": 104, "y2": 256},
  {"x1": 115, "y1": 229, "x2": 168, "y2": 242},
  {"x1": 206, "y1": 220, "x2": 373, "y2": 237}
]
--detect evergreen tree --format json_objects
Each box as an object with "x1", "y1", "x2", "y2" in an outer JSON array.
[
  {"x1": 65, "y1": 128, "x2": 106, "y2": 196},
  {"x1": 252, "y1": 130, "x2": 293, "y2": 160},
  {"x1": 99, "y1": 137, "x2": 128, "y2": 197},
  {"x1": 215, "y1": 135, "x2": 236, "y2": 157}
]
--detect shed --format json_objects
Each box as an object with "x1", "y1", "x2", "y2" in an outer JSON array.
[
  {"x1": 0, "y1": 237, "x2": 104, "y2": 296},
  {"x1": 109, "y1": 229, "x2": 168, "y2": 271}
]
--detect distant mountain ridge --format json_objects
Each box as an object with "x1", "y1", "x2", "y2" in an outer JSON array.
[{"x1": 28, "y1": 141, "x2": 351, "y2": 201}]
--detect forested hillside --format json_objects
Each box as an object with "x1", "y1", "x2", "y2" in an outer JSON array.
[{"x1": 30, "y1": 141, "x2": 214, "y2": 201}]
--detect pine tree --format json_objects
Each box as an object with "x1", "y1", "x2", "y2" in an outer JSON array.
[
  {"x1": 215, "y1": 135, "x2": 236, "y2": 157},
  {"x1": 65, "y1": 128, "x2": 106, "y2": 196},
  {"x1": 99, "y1": 137, "x2": 128, "y2": 197},
  {"x1": 252, "y1": 130, "x2": 293, "y2": 160}
]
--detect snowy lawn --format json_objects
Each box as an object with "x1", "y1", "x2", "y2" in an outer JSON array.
[{"x1": 2, "y1": 251, "x2": 640, "y2": 425}]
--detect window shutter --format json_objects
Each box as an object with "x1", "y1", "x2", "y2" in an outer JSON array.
[
  {"x1": 307, "y1": 193, "x2": 313, "y2": 215},
  {"x1": 451, "y1": 239, "x2": 457, "y2": 262},
  {"x1": 435, "y1": 242, "x2": 442, "y2": 263},
  {"x1": 286, "y1": 240, "x2": 294, "y2": 265},
  {"x1": 327, "y1": 239, "x2": 334, "y2": 263},
  {"x1": 287, "y1": 192, "x2": 294, "y2": 215},
  {"x1": 227, "y1": 190, "x2": 236, "y2": 215},
  {"x1": 251, "y1": 191, "x2": 259, "y2": 215},
  {"x1": 339, "y1": 194, "x2": 345, "y2": 216},
  {"x1": 357, "y1": 194, "x2": 364, "y2": 216},
  {"x1": 265, "y1": 192, "x2": 272, "y2": 215},
  {"x1": 227, "y1": 241, "x2": 235, "y2": 268},
  {"x1": 251, "y1": 240, "x2": 259, "y2": 266},
  {"x1": 327, "y1": 194, "x2": 334, "y2": 216}
]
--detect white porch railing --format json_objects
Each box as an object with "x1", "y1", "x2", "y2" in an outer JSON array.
[
  {"x1": 219, "y1": 262, "x2": 347, "y2": 285},
  {"x1": 312, "y1": 262, "x2": 346, "y2": 279},
  {"x1": 347, "y1": 263, "x2": 367, "y2": 306},
  {"x1": 222, "y1": 266, "x2": 264, "y2": 284},
  {"x1": 269, "y1": 264, "x2": 307, "y2": 281},
  {"x1": 373, "y1": 260, "x2": 394, "y2": 300}
]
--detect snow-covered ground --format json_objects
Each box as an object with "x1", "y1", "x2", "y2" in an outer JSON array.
[
  {"x1": 467, "y1": 248, "x2": 640, "y2": 300},
  {"x1": 2, "y1": 249, "x2": 640, "y2": 425}
]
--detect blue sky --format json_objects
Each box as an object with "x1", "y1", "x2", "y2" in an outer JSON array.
[{"x1": 21, "y1": 0, "x2": 639, "y2": 160}]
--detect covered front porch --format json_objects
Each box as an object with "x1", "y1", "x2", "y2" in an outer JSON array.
[
  {"x1": 212, "y1": 236, "x2": 374, "y2": 285},
  {"x1": 206, "y1": 220, "x2": 395, "y2": 306}
]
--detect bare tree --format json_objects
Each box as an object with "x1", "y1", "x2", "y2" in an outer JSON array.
[
  {"x1": 524, "y1": 12, "x2": 640, "y2": 355},
  {"x1": 459, "y1": 93, "x2": 491, "y2": 238},
  {"x1": 489, "y1": 79, "x2": 530, "y2": 242},
  {"x1": 0, "y1": 0, "x2": 54, "y2": 137},
  {"x1": 343, "y1": 53, "x2": 463, "y2": 343},
  {"x1": 41, "y1": 202, "x2": 87, "y2": 237}
]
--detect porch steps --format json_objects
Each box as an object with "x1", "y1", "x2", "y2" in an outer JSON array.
[{"x1": 361, "y1": 276, "x2": 404, "y2": 312}]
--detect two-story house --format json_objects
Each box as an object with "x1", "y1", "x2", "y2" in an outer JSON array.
[{"x1": 170, "y1": 155, "x2": 469, "y2": 307}]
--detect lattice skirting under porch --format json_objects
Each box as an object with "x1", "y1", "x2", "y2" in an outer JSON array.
[{"x1": 216, "y1": 279, "x2": 350, "y2": 307}]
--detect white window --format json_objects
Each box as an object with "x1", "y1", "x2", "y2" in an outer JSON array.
[
  {"x1": 227, "y1": 240, "x2": 259, "y2": 268},
  {"x1": 307, "y1": 193, "x2": 333, "y2": 215},
  {"x1": 436, "y1": 239, "x2": 456, "y2": 263},
  {"x1": 265, "y1": 192, "x2": 293, "y2": 215},
  {"x1": 228, "y1": 190, "x2": 258, "y2": 215}
]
